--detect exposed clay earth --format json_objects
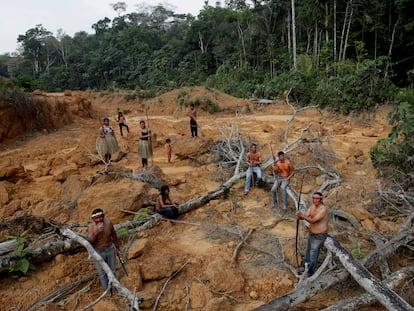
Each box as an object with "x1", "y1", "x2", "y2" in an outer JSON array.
[{"x1": 0, "y1": 86, "x2": 408, "y2": 311}]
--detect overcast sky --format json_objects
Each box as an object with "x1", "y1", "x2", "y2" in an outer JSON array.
[{"x1": 0, "y1": 0, "x2": 208, "y2": 54}]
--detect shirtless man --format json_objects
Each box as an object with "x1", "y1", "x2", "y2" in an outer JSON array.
[
  {"x1": 271, "y1": 151, "x2": 295, "y2": 209},
  {"x1": 187, "y1": 104, "x2": 198, "y2": 137},
  {"x1": 296, "y1": 192, "x2": 329, "y2": 276},
  {"x1": 87, "y1": 209, "x2": 120, "y2": 290},
  {"x1": 244, "y1": 143, "x2": 262, "y2": 195}
]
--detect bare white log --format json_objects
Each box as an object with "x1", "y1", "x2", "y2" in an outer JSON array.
[
  {"x1": 322, "y1": 266, "x2": 414, "y2": 311},
  {"x1": 0, "y1": 240, "x2": 19, "y2": 256},
  {"x1": 61, "y1": 227, "x2": 143, "y2": 311},
  {"x1": 324, "y1": 237, "x2": 414, "y2": 311}
]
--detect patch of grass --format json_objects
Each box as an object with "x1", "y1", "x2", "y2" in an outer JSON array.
[
  {"x1": 191, "y1": 96, "x2": 221, "y2": 114},
  {"x1": 124, "y1": 92, "x2": 139, "y2": 101},
  {"x1": 351, "y1": 248, "x2": 365, "y2": 260},
  {"x1": 133, "y1": 208, "x2": 150, "y2": 220},
  {"x1": 116, "y1": 227, "x2": 129, "y2": 239}
]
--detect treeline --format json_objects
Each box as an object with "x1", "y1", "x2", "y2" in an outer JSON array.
[{"x1": 0, "y1": 1, "x2": 413, "y2": 110}]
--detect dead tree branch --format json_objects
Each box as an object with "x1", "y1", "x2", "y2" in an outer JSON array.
[
  {"x1": 25, "y1": 273, "x2": 96, "y2": 311},
  {"x1": 153, "y1": 260, "x2": 189, "y2": 311},
  {"x1": 232, "y1": 227, "x2": 255, "y2": 263}
]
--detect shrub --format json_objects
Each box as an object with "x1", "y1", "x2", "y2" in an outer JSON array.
[{"x1": 5, "y1": 229, "x2": 38, "y2": 275}]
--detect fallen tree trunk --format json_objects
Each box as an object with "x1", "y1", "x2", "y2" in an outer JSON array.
[
  {"x1": 324, "y1": 237, "x2": 414, "y2": 311},
  {"x1": 0, "y1": 216, "x2": 162, "y2": 274},
  {"x1": 322, "y1": 266, "x2": 414, "y2": 311},
  {"x1": 0, "y1": 240, "x2": 18, "y2": 256}
]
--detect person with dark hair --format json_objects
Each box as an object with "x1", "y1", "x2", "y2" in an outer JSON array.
[
  {"x1": 155, "y1": 185, "x2": 179, "y2": 219},
  {"x1": 296, "y1": 192, "x2": 329, "y2": 277},
  {"x1": 165, "y1": 138, "x2": 173, "y2": 163},
  {"x1": 271, "y1": 151, "x2": 295, "y2": 210},
  {"x1": 96, "y1": 117, "x2": 119, "y2": 164},
  {"x1": 87, "y1": 209, "x2": 120, "y2": 291},
  {"x1": 116, "y1": 112, "x2": 130, "y2": 136},
  {"x1": 137, "y1": 120, "x2": 152, "y2": 168},
  {"x1": 187, "y1": 104, "x2": 198, "y2": 137},
  {"x1": 244, "y1": 143, "x2": 262, "y2": 195}
]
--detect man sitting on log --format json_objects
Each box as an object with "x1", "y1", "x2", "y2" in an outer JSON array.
[{"x1": 244, "y1": 143, "x2": 262, "y2": 195}]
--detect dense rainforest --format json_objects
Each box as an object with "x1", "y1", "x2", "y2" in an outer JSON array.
[{"x1": 0, "y1": 0, "x2": 413, "y2": 202}]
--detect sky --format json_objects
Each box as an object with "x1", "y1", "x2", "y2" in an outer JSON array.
[{"x1": 0, "y1": 0, "x2": 208, "y2": 54}]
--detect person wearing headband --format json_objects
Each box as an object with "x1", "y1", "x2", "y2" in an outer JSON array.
[
  {"x1": 87, "y1": 208, "x2": 120, "y2": 291},
  {"x1": 296, "y1": 192, "x2": 329, "y2": 277}
]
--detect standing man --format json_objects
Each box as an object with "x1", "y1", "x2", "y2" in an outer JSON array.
[
  {"x1": 87, "y1": 208, "x2": 120, "y2": 291},
  {"x1": 244, "y1": 143, "x2": 262, "y2": 195},
  {"x1": 271, "y1": 151, "x2": 295, "y2": 210},
  {"x1": 187, "y1": 104, "x2": 198, "y2": 137},
  {"x1": 296, "y1": 192, "x2": 329, "y2": 277}
]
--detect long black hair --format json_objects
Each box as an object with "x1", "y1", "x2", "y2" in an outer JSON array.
[{"x1": 160, "y1": 185, "x2": 170, "y2": 201}]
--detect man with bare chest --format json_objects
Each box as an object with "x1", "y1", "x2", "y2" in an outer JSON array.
[
  {"x1": 244, "y1": 143, "x2": 262, "y2": 195},
  {"x1": 296, "y1": 192, "x2": 329, "y2": 276},
  {"x1": 87, "y1": 209, "x2": 120, "y2": 290},
  {"x1": 271, "y1": 151, "x2": 295, "y2": 209}
]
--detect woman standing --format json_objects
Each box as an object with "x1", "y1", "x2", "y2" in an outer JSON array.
[
  {"x1": 137, "y1": 120, "x2": 152, "y2": 168},
  {"x1": 96, "y1": 117, "x2": 119, "y2": 164}
]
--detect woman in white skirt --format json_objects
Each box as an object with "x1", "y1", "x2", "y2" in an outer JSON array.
[{"x1": 96, "y1": 117, "x2": 119, "y2": 164}]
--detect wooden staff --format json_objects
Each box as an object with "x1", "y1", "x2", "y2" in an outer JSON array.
[
  {"x1": 269, "y1": 143, "x2": 276, "y2": 179},
  {"x1": 145, "y1": 107, "x2": 154, "y2": 166},
  {"x1": 248, "y1": 135, "x2": 254, "y2": 187},
  {"x1": 295, "y1": 174, "x2": 305, "y2": 269},
  {"x1": 270, "y1": 143, "x2": 278, "y2": 207}
]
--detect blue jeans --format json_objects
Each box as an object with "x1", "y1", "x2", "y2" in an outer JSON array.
[
  {"x1": 302, "y1": 232, "x2": 327, "y2": 275},
  {"x1": 271, "y1": 177, "x2": 290, "y2": 206},
  {"x1": 94, "y1": 244, "x2": 116, "y2": 289},
  {"x1": 244, "y1": 166, "x2": 262, "y2": 192},
  {"x1": 157, "y1": 207, "x2": 179, "y2": 219}
]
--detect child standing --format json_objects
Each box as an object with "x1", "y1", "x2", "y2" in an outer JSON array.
[
  {"x1": 165, "y1": 138, "x2": 173, "y2": 163},
  {"x1": 116, "y1": 112, "x2": 130, "y2": 136}
]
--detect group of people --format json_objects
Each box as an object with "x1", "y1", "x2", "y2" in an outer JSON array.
[
  {"x1": 243, "y1": 143, "x2": 329, "y2": 277},
  {"x1": 96, "y1": 105, "x2": 198, "y2": 168},
  {"x1": 244, "y1": 144, "x2": 294, "y2": 211},
  {"x1": 91, "y1": 109, "x2": 328, "y2": 297}
]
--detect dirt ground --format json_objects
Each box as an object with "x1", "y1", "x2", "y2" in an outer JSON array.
[{"x1": 0, "y1": 86, "x2": 404, "y2": 311}]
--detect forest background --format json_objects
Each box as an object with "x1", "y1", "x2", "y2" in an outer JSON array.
[{"x1": 0, "y1": 0, "x2": 413, "y2": 193}]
